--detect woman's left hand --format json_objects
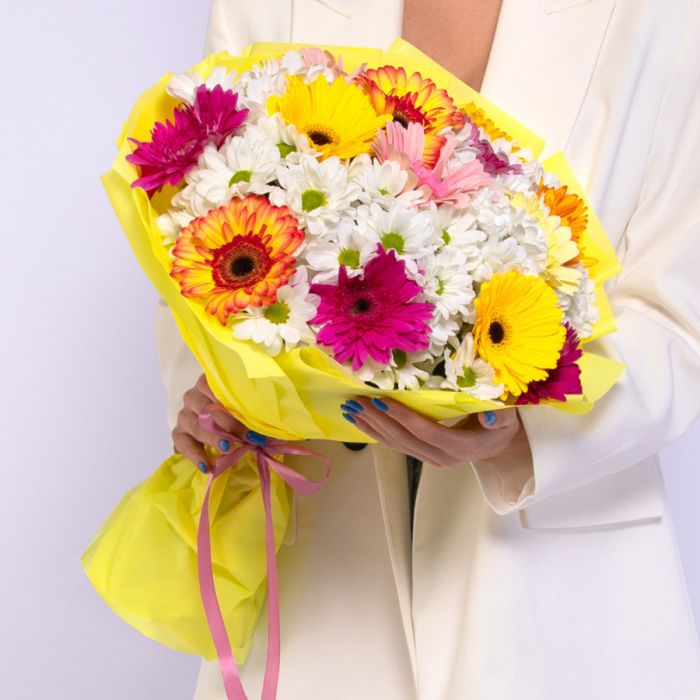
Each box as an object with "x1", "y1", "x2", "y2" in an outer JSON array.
[{"x1": 343, "y1": 397, "x2": 532, "y2": 467}]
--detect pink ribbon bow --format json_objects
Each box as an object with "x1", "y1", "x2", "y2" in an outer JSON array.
[{"x1": 197, "y1": 405, "x2": 331, "y2": 700}]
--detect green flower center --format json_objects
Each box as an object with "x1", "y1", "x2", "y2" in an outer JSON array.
[
  {"x1": 436, "y1": 278, "x2": 445, "y2": 296},
  {"x1": 378, "y1": 187, "x2": 390, "y2": 196},
  {"x1": 442, "y1": 229, "x2": 451, "y2": 245},
  {"x1": 264, "y1": 301, "x2": 290, "y2": 324},
  {"x1": 277, "y1": 142, "x2": 296, "y2": 158},
  {"x1": 457, "y1": 367, "x2": 477, "y2": 388},
  {"x1": 392, "y1": 349, "x2": 408, "y2": 369},
  {"x1": 380, "y1": 231, "x2": 405, "y2": 254},
  {"x1": 301, "y1": 189, "x2": 327, "y2": 212},
  {"x1": 337, "y1": 248, "x2": 360, "y2": 268},
  {"x1": 228, "y1": 170, "x2": 252, "y2": 186}
]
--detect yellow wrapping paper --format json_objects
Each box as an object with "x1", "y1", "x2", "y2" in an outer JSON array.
[{"x1": 83, "y1": 39, "x2": 625, "y2": 664}]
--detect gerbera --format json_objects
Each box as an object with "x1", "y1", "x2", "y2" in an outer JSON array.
[
  {"x1": 473, "y1": 270, "x2": 566, "y2": 396},
  {"x1": 516, "y1": 324, "x2": 583, "y2": 404},
  {"x1": 127, "y1": 85, "x2": 248, "y2": 196},
  {"x1": 461, "y1": 103, "x2": 513, "y2": 143},
  {"x1": 374, "y1": 122, "x2": 492, "y2": 208},
  {"x1": 356, "y1": 66, "x2": 465, "y2": 167},
  {"x1": 537, "y1": 182, "x2": 595, "y2": 267},
  {"x1": 310, "y1": 245, "x2": 435, "y2": 370},
  {"x1": 170, "y1": 194, "x2": 304, "y2": 324},
  {"x1": 268, "y1": 75, "x2": 389, "y2": 160}
]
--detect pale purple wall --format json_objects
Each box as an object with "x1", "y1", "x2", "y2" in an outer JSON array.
[{"x1": 1, "y1": 1, "x2": 698, "y2": 698}]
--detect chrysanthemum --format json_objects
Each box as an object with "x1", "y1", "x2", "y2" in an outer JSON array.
[
  {"x1": 441, "y1": 334, "x2": 504, "y2": 400},
  {"x1": 455, "y1": 121, "x2": 522, "y2": 176},
  {"x1": 172, "y1": 133, "x2": 280, "y2": 217},
  {"x1": 232, "y1": 268, "x2": 319, "y2": 355},
  {"x1": 170, "y1": 194, "x2": 304, "y2": 324},
  {"x1": 167, "y1": 67, "x2": 238, "y2": 105},
  {"x1": 355, "y1": 202, "x2": 435, "y2": 275},
  {"x1": 268, "y1": 75, "x2": 389, "y2": 160},
  {"x1": 355, "y1": 350, "x2": 433, "y2": 390},
  {"x1": 516, "y1": 324, "x2": 583, "y2": 404},
  {"x1": 473, "y1": 270, "x2": 566, "y2": 396},
  {"x1": 419, "y1": 248, "x2": 475, "y2": 321},
  {"x1": 310, "y1": 245, "x2": 435, "y2": 370},
  {"x1": 348, "y1": 154, "x2": 421, "y2": 208},
  {"x1": 356, "y1": 66, "x2": 465, "y2": 167},
  {"x1": 127, "y1": 85, "x2": 248, "y2": 196}
]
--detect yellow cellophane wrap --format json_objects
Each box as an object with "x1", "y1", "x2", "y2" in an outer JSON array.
[{"x1": 83, "y1": 39, "x2": 625, "y2": 663}]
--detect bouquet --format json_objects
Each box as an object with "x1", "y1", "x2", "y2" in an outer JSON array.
[{"x1": 83, "y1": 39, "x2": 624, "y2": 699}]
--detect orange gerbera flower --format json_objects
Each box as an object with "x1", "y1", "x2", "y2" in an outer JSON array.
[
  {"x1": 356, "y1": 66, "x2": 465, "y2": 166},
  {"x1": 537, "y1": 182, "x2": 595, "y2": 267},
  {"x1": 171, "y1": 195, "x2": 304, "y2": 325}
]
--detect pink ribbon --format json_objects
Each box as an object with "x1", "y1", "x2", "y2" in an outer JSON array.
[{"x1": 196, "y1": 405, "x2": 331, "y2": 700}]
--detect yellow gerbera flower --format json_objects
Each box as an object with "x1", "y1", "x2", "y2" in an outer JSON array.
[
  {"x1": 357, "y1": 66, "x2": 465, "y2": 166},
  {"x1": 462, "y1": 103, "x2": 514, "y2": 143},
  {"x1": 268, "y1": 75, "x2": 389, "y2": 160},
  {"x1": 473, "y1": 270, "x2": 566, "y2": 396},
  {"x1": 170, "y1": 194, "x2": 304, "y2": 325}
]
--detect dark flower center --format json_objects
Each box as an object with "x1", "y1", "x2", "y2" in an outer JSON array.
[
  {"x1": 231, "y1": 255, "x2": 255, "y2": 277},
  {"x1": 392, "y1": 112, "x2": 410, "y2": 128},
  {"x1": 307, "y1": 129, "x2": 332, "y2": 145},
  {"x1": 212, "y1": 236, "x2": 271, "y2": 289},
  {"x1": 488, "y1": 320, "x2": 505, "y2": 344},
  {"x1": 351, "y1": 298, "x2": 372, "y2": 314}
]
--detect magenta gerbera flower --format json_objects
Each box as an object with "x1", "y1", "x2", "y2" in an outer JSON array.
[
  {"x1": 310, "y1": 245, "x2": 435, "y2": 371},
  {"x1": 191, "y1": 84, "x2": 249, "y2": 148},
  {"x1": 516, "y1": 324, "x2": 583, "y2": 404},
  {"x1": 464, "y1": 121, "x2": 522, "y2": 177},
  {"x1": 127, "y1": 85, "x2": 248, "y2": 197}
]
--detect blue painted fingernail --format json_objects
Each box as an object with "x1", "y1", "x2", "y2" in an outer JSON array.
[
  {"x1": 246, "y1": 430, "x2": 267, "y2": 445},
  {"x1": 198, "y1": 461, "x2": 208, "y2": 473},
  {"x1": 484, "y1": 411, "x2": 496, "y2": 425},
  {"x1": 342, "y1": 412, "x2": 357, "y2": 424},
  {"x1": 341, "y1": 402, "x2": 360, "y2": 414},
  {"x1": 219, "y1": 439, "x2": 230, "y2": 452},
  {"x1": 371, "y1": 398, "x2": 389, "y2": 412},
  {"x1": 345, "y1": 400, "x2": 363, "y2": 411}
]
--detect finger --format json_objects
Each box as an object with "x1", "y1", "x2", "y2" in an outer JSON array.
[
  {"x1": 352, "y1": 396, "x2": 474, "y2": 460},
  {"x1": 172, "y1": 431, "x2": 209, "y2": 473},
  {"x1": 179, "y1": 408, "x2": 235, "y2": 452},
  {"x1": 476, "y1": 408, "x2": 518, "y2": 431},
  {"x1": 351, "y1": 403, "x2": 455, "y2": 466}
]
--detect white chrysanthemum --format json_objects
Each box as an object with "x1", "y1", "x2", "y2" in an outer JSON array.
[
  {"x1": 420, "y1": 249, "x2": 476, "y2": 321},
  {"x1": 355, "y1": 202, "x2": 435, "y2": 275},
  {"x1": 157, "y1": 209, "x2": 195, "y2": 246},
  {"x1": 355, "y1": 351, "x2": 433, "y2": 390},
  {"x1": 172, "y1": 135, "x2": 280, "y2": 217},
  {"x1": 271, "y1": 155, "x2": 360, "y2": 225},
  {"x1": 166, "y1": 66, "x2": 237, "y2": 105},
  {"x1": 440, "y1": 334, "x2": 504, "y2": 399},
  {"x1": 557, "y1": 266, "x2": 599, "y2": 338},
  {"x1": 348, "y1": 154, "x2": 421, "y2": 209},
  {"x1": 508, "y1": 207, "x2": 548, "y2": 274},
  {"x1": 232, "y1": 268, "x2": 319, "y2": 355},
  {"x1": 245, "y1": 114, "x2": 314, "y2": 163},
  {"x1": 471, "y1": 236, "x2": 529, "y2": 283},
  {"x1": 428, "y1": 312, "x2": 461, "y2": 355},
  {"x1": 304, "y1": 218, "x2": 377, "y2": 283},
  {"x1": 472, "y1": 189, "x2": 514, "y2": 238}
]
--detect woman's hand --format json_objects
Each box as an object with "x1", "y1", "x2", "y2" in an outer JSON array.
[
  {"x1": 171, "y1": 373, "x2": 244, "y2": 473},
  {"x1": 342, "y1": 397, "x2": 532, "y2": 468}
]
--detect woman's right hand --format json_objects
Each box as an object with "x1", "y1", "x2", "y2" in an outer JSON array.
[{"x1": 172, "y1": 373, "x2": 245, "y2": 473}]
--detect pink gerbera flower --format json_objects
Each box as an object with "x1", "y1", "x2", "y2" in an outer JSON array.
[
  {"x1": 310, "y1": 245, "x2": 435, "y2": 371},
  {"x1": 516, "y1": 324, "x2": 583, "y2": 404},
  {"x1": 127, "y1": 85, "x2": 248, "y2": 197},
  {"x1": 373, "y1": 121, "x2": 492, "y2": 208}
]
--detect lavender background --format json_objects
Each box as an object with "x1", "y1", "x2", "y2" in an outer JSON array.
[{"x1": 1, "y1": 1, "x2": 698, "y2": 698}]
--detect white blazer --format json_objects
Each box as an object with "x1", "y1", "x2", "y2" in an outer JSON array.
[{"x1": 153, "y1": 0, "x2": 700, "y2": 697}]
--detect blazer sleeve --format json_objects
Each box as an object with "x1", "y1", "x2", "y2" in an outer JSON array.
[{"x1": 470, "y1": 6, "x2": 700, "y2": 515}]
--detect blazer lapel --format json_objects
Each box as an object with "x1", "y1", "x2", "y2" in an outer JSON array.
[{"x1": 481, "y1": 0, "x2": 617, "y2": 156}]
